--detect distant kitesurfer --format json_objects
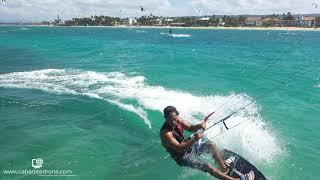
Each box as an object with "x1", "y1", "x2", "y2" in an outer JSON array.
[
  {"x1": 160, "y1": 106, "x2": 255, "y2": 180},
  {"x1": 312, "y1": 2, "x2": 318, "y2": 8},
  {"x1": 140, "y1": 5, "x2": 144, "y2": 11},
  {"x1": 169, "y1": 29, "x2": 173, "y2": 37}
]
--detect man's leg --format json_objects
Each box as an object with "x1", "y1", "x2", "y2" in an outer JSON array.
[
  {"x1": 189, "y1": 160, "x2": 239, "y2": 180},
  {"x1": 189, "y1": 143, "x2": 255, "y2": 180},
  {"x1": 179, "y1": 152, "x2": 238, "y2": 180},
  {"x1": 198, "y1": 142, "x2": 228, "y2": 173}
]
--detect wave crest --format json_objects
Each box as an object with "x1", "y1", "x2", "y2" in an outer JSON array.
[{"x1": 0, "y1": 68, "x2": 283, "y2": 162}]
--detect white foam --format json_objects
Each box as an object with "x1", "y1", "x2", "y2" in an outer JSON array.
[
  {"x1": 280, "y1": 32, "x2": 296, "y2": 35},
  {"x1": 0, "y1": 69, "x2": 282, "y2": 162},
  {"x1": 160, "y1": 32, "x2": 191, "y2": 37},
  {"x1": 135, "y1": 30, "x2": 147, "y2": 33},
  {"x1": 171, "y1": 34, "x2": 191, "y2": 37},
  {"x1": 108, "y1": 99, "x2": 150, "y2": 128}
]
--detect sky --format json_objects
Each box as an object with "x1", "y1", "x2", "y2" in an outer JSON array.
[{"x1": 0, "y1": 0, "x2": 319, "y2": 22}]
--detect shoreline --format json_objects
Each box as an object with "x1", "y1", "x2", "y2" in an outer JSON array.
[
  {"x1": 117, "y1": 26, "x2": 320, "y2": 31},
  {"x1": 1, "y1": 24, "x2": 319, "y2": 31}
]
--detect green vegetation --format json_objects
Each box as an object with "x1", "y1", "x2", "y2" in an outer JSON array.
[
  {"x1": 221, "y1": 16, "x2": 246, "y2": 27},
  {"x1": 63, "y1": 16, "x2": 122, "y2": 26},
  {"x1": 53, "y1": 12, "x2": 319, "y2": 28},
  {"x1": 137, "y1": 15, "x2": 159, "y2": 26}
]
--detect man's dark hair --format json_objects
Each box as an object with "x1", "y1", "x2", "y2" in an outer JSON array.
[{"x1": 163, "y1": 106, "x2": 179, "y2": 119}]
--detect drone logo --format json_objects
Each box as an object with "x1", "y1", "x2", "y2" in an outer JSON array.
[{"x1": 31, "y1": 158, "x2": 43, "y2": 169}]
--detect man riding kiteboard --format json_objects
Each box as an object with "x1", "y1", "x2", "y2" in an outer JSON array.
[{"x1": 160, "y1": 106, "x2": 254, "y2": 180}]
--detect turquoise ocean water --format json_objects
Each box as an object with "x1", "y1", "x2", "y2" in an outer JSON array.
[{"x1": 0, "y1": 26, "x2": 319, "y2": 180}]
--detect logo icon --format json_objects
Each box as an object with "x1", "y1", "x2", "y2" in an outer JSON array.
[{"x1": 31, "y1": 158, "x2": 43, "y2": 169}]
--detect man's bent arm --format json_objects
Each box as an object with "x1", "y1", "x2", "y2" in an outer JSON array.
[{"x1": 163, "y1": 132, "x2": 196, "y2": 153}]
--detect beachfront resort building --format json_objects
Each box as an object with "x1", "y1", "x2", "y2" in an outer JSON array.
[
  {"x1": 245, "y1": 17, "x2": 263, "y2": 26},
  {"x1": 163, "y1": 18, "x2": 174, "y2": 26},
  {"x1": 165, "y1": 18, "x2": 174, "y2": 22},
  {"x1": 261, "y1": 18, "x2": 283, "y2": 27},
  {"x1": 123, "y1": 18, "x2": 137, "y2": 26},
  {"x1": 299, "y1": 16, "x2": 316, "y2": 27},
  {"x1": 155, "y1": 18, "x2": 163, "y2": 26},
  {"x1": 169, "y1": 22, "x2": 186, "y2": 27},
  {"x1": 260, "y1": 15, "x2": 318, "y2": 27},
  {"x1": 218, "y1": 18, "x2": 225, "y2": 26},
  {"x1": 197, "y1": 17, "x2": 210, "y2": 26}
]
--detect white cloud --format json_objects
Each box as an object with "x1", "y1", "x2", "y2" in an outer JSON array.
[
  {"x1": 188, "y1": 0, "x2": 318, "y2": 15},
  {"x1": 0, "y1": 0, "x2": 318, "y2": 22}
]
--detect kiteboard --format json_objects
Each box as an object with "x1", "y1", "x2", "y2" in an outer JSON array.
[{"x1": 222, "y1": 149, "x2": 266, "y2": 180}]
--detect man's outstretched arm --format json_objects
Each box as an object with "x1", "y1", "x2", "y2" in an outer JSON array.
[{"x1": 179, "y1": 112, "x2": 214, "y2": 132}]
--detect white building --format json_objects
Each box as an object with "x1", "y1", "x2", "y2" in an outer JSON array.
[
  {"x1": 218, "y1": 18, "x2": 225, "y2": 26},
  {"x1": 164, "y1": 18, "x2": 174, "y2": 22},
  {"x1": 155, "y1": 18, "x2": 163, "y2": 26},
  {"x1": 245, "y1": 17, "x2": 262, "y2": 26},
  {"x1": 123, "y1": 18, "x2": 137, "y2": 26},
  {"x1": 197, "y1": 17, "x2": 210, "y2": 26},
  {"x1": 300, "y1": 16, "x2": 315, "y2": 27}
]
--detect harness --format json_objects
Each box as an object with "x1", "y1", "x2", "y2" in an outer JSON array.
[{"x1": 160, "y1": 121, "x2": 189, "y2": 160}]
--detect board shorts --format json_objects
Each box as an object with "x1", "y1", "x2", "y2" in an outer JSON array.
[{"x1": 175, "y1": 141, "x2": 213, "y2": 171}]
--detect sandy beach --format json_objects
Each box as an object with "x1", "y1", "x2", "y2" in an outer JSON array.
[
  {"x1": 1, "y1": 24, "x2": 319, "y2": 31},
  {"x1": 114, "y1": 25, "x2": 320, "y2": 31}
]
